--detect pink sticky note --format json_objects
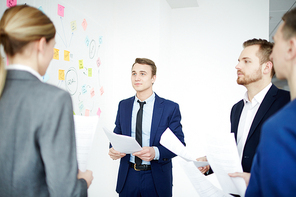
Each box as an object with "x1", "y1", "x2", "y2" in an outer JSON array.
[
  {"x1": 58, "y1": 4, "x2": 65, "y2": 17},
  {"x1": 96, "y1": 57, "x2": 101, "y2": 67},
  {"x1": 81, "y1": 19, "x2": 88, "y2": 31},
  {"x1": 100, "y1": 86, "x2": 104, "y2": 96},
  {"x1": 85, "y1": 109, "x2": 90, "y2": 116},
  {"x1": 6, "y1": 57, "x2": 9, "y2": 66},
  {"x1": 97, "y1": 108, "x2": 101, "y2": 117},
  {"x1": 7, "y1": 0, "x2": 17, "y2": 7},
  {"x1": 90, "y1": 88, "x2": 95, "y2": 98}
]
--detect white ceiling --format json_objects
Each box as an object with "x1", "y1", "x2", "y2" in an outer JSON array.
[
  {"x1": 166, "y1": 0, "x2": 296, "y2": 42},
  {"x1": 269, "y1": 0, "x2": 296, "y2": 41}
]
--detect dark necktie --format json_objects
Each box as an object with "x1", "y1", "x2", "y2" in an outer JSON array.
[{"x1": 135, "y1": 100, "x2": 146, "y2": 165}]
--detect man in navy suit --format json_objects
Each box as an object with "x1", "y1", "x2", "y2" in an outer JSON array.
[
  {"x1": 230, "y1": 8, "x2": 296, "y2": 196},
  {"x1": 108, "y1": 58, "x2": 185, "y2": 197},
  {"x1": 199, "y1": 39, "x2": 290, "y2": 177},
  {"x1": 231, "y1": 38, "x2": 290, "y2": 173}
]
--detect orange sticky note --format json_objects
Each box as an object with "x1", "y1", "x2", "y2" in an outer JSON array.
[
  {"x1": 85, "y1": 109, "x2": 90, "y2": 116},
  {"x1": 64, "y1": 50, "x2": 70, "y2": 61},
  {"x1": 58, "y1": 69, "x2": 65, "y2": 80},
  {"x1": 79, "y1": 60, "x2": 83, "y2": 69},
  {"x1": 53, "y1": 48, "x2": 59, "y2": 60},
  {"x1": 82, "y1": 19, "x2": 87, "y2": 31},
  {"x1": 58, "y1": 4, "x2": 65, "y2": 17},
  {"x1": 100, "y1": 86, "x2": 104, "y2": 96},
  {"x1": 90, "y1": 87, "x2": 95, "y2": 98}
]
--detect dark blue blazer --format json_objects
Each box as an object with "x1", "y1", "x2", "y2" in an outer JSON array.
[
  {"x1": 230, "y1": 84, "x2": 290, "y2": 172},
  {"x1": 113, "y1": 93, "x2": 185, "y2": 197}
]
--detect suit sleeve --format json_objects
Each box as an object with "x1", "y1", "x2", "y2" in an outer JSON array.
[
  {"x1": 157, "y1": 103, "x2": 185, "y2": 163},
  {"x1": 37, "y1": 91, "x2": 87, "y2": 197}
]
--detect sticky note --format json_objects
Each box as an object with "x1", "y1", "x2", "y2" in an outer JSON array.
[
  {"x1": 53, "y1": 48, "x2": 59, "y2": 60},
  {"x1": 82, "y1": 19, "x2": 87, "y2": 31},
  {"x1": 85, "y1": 36, "x2": 90, "y2": 46},
  {"x1": 79, "y1": 101, "x2": 84, "y2": 111},
  {"x1": 58, "y1": 70, "x2": 65, "y2": 80},
  {"x1": 88, "y1": 68, "x2": 92, "y2": 77},
  {"x1": 58, "y1": 4, "x2": 65, "y2": 17},
  {"x1": 64, "y1": 50, "x2": 70, "y2": 61},
  {"x1": 100, "y1": 86, "x2": 104, "y2": 96},
  {"x1": 99, "y1": 36, "x2": 103, "y2": 44},
  {"x1": 96, "y1": 57, "x2": 101, "y2": 67},
  {"x1": 38, "y1": 6, "x2": 44, "y2": 13},
  {"x1": 79, "y1": 60, "x2": 83, "y2": 69},
  {"x1": 71, "y1": 21, "x2": 77, "y2": 32},
  {"x1": 82, "y1": 85, "x2": 87, "y2": 94},
  {"x1": 7, "y1": 0, "x2": 17, "y2": 7},
  {"x1": 97, "y1": 108, "x2": 101, "y2": 117},
  {"x1": 42, "y1": 71, "x2": 50, "y2": 82},
  {"x1": 73, "y1": 111, "x2": 76, "y2": 115},
  {"x1": 6, "y1": 57, "x2": 9, "y2": 66},
  {"x1": 90, "y1": 88, "x2": 95, "y2": 98},
  {"x1": 85, "y1": 109, "x2": 90, "y2": 116}
]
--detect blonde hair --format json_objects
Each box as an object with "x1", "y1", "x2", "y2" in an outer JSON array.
[{"x1": 0, "y1": 5, "x2": 56, "y2": 98}]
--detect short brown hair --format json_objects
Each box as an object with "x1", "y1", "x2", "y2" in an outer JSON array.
[
  {"x1": 282, "y1": 7, "x2": 296, "y2": 40},
  {"x1": 243, "y1": 38, "x2": 275, "y2": 77},
  {"x1": 132, "y1": 58, "x2": 157, "y2": 76}
]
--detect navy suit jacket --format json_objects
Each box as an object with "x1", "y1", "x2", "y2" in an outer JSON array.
[
  {"x1": 113, "y1": 93, "x2": 185, "y2": 197},
  {"x1": 230, "y1": 84, "x2": 290, "y2": 172}
]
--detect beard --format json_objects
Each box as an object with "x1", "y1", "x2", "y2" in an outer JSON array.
[{"x1": 237, "y1": 68, "x2": 262, "y2": 85}]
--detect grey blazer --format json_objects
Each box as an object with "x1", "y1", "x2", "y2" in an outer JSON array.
[{"x1": 0, "y1": 70, "x2": 87, "y2": 197}]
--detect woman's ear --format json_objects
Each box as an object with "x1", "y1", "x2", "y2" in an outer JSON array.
[{"x1": 37, "y1": 37, "x2": 47, "y2": 54}]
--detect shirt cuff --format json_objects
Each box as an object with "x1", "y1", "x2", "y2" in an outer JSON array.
[{"x1": 153, "y1": 146, "x2": 160, "y2": 160}]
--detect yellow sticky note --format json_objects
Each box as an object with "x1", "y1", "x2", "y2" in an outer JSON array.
[
  {"x1": 53, "y1": 48, "x2": 59, "y2": 60},
  {"x1": 88, "y1": 68, "x2": 92, "y2": 77},
  {"x1": 79, "y1": 60, "x2": 83, "y2": 69},
  {"x1": 64, "y1": 50, "x2": 70, "y2": 61},
  {"x1": 58, "y1": 69, "x2": 65, "y2": 80},
  {"x1": 71, "y1": 21, "x2": 77, "y2": 32}
]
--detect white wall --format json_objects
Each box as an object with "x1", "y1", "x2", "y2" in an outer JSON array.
[{"x1": 0, "y1": 0, "x2": 269, "y2": 196}]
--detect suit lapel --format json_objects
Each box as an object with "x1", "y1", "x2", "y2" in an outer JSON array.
[
  {"x1": 150, "y1": 94, "x2": 164, "y2": 146},
  {"x1": 124, "y1": 97, "x2": 135, "y2": 136},
  {"x1": 233, "y1": 101, "x2": 244, "y2": 141},
  {"x1": 247, "y1": 85, "x2": 278, "y2": 141}
]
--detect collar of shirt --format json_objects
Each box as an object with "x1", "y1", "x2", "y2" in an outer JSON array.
[
  {"x1": 243, "y1": 83, "x2": 272, "y2": 108},
  {"x1": 6, "y1": 64, "x2": 43, "y2": 81},
  {"x1": 135, "y1": 92, "x2": 155, "y2": 104}
]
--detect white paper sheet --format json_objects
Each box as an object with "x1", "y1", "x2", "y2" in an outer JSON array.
[
  {"x1": 74, "y1": 115, "x2": 98, "y2": 172},
  {"x1": 103, "y1": 127, "x2": 142, "y2": 154},
  {"x1": 179, "y1": 158, "x2": 232, "y2": 197},
  {"x1": 160, "y1": 128, "x2": 209, "y2": 167},
  {"x1": 206, "y1": 132, "x2": 246, "y2": 197}
]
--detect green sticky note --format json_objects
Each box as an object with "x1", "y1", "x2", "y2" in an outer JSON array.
[{"x1": 88, "y1": 68, "x2": 92, "y2": 77}]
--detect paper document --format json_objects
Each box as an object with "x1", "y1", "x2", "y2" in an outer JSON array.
[
  {"x1": 103, "y1": 127, "x2": 142, "y2": 154},
  {"x1": 206, "y1": 132, "x2": 246, "y2": 197},
  {"x1": 74, "y1": 115, "x2": 98, "y2": 172},
  {"x1": 179, "y1": 159, "x2": 232, "y2": 197},
  {"x1": 160, "y1": 128, "x2": 209, "y2": 168}
]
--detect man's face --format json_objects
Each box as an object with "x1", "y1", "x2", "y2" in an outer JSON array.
[
  {"x1": 235, "y1": 45, "x2": 263, "y2": 86},
  {"x1": 131, "y1": 63, "x2": 156, "y2": 94},
  {"x1": 270, "y1": 23, "x2": 288, "y2": 80}
]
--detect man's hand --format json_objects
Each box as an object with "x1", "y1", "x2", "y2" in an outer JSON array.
[
  {"x1": 133, "y1": 147, "x2": 155, "y2": 162},
  {"x1": 108, "y1": 147, "x2": 126, "y2": 160},
  {"x1": 196, "y1": 156, "x2": 210, "y2": 174},
  {"x1": 228, "y1": 172, "x2": 251, "y2": 186},
  {"x1": 77, "y1": 170, "x2": 93, "y2": 188}
]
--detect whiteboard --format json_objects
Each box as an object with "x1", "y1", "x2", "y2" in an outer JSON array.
[{"x1": 1, "y1": 0, "x2": 106, "y2": 117}]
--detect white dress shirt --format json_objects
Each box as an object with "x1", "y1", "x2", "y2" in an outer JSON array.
[
  {"x1": 237, "y1": 83, "x2": 272, "y2": 160},
  {"x1": 129, "y1": 92, "x2": 160, "y2": 165}
]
